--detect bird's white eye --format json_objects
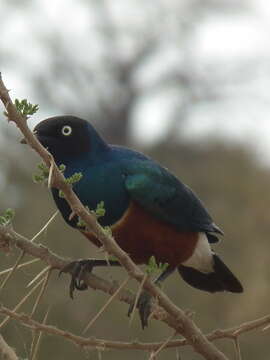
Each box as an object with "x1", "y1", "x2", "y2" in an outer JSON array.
[{"x1": 61, "y1": 125, "x2": 72, "y2": 136}]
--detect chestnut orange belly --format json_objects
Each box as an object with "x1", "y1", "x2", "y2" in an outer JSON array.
[{"x1": 81, "y1": 201, "x2": 199, "y2": 267}]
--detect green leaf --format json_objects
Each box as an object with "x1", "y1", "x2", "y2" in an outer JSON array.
[
  {"x1": 104, "y1": 226, "x2": 112, "y2": 237},
  {"x1": 65, "y1": 172, "x2": 83, "y2": 185},
  {"x1": 59, "y1": 164, "x2": 66, "y2": 172},
  {"x1": 58, "y1": 190, "x2": 65, "y2": 198},
  {"x1": 146, "y1": 256, "x2": 168, "y2": 276},
  {"x1": 33, "y1": 162, "x2": 67, "y2": 185},
  {"x1": 32, "y1": 162, "x2": 50, "y2": 184},
  {"x1": 32, "y1": 174, "x2": 45, "y2": 183},
  {"x1": 76, "y1": 201, "x2": 106, "y2": 229},
  {"x1": 159, "y1": 262, "x2": 169, "y2": 273},
  {"x1": 0, "y1": 208, "x2": 15, "y2": 226},
  {"x1": 14, "y1": 98, "x2": 39, "y2": 117},
  {"x1": 95, "y1": 201, "x2": 106, "y2": 219},
  {"x1": 76, "y1": 206, "x2": 90, "y2": 228}
]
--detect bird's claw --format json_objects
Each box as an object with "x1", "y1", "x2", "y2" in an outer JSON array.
[
  {"x1": 59, "y1": 259, "x2": 95, "y2": 299},
  {"x1": 128, "y1": 291, "x2": 153, "y2": 329}
]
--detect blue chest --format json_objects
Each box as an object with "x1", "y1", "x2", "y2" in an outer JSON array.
[{"x1": 51, "y1": 160, "x2": 130, "y2": 228}]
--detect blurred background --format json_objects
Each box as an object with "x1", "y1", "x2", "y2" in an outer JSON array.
[{"x1": 1, "y1": 0, "x2": 270, "y2": 359}]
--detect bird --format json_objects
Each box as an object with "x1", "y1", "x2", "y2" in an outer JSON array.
[{"x1": 33, "y1": 115, "x2": 243, "y2": 328}]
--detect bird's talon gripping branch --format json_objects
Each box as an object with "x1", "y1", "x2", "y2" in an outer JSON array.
[
  {"x1": 128, "y1": 291, "x2": 154, "y2": 329},
  {"x1": 59, "y1": 259, "x2": 95, "y2": 299}
]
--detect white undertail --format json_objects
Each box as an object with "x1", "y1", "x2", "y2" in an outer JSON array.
[{"x1": 182, "y1": 232, "x2": 214, "y2": 273}]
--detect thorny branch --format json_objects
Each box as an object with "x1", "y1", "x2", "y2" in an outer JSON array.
[
  {"x1": 0, "y1": 73, "x2": 230, "y2": 360},
  {"x1": 0, "y1": 224, "x2": 207, "y2": 336},
  {"x1": 0, "y1": 301, "x2": 270, "y2": 353},
  {"x1": 0, "y1": 73, "x2": 256, "y2": 359}
]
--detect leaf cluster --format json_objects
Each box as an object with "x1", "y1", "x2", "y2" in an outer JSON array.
[
  {"x1": 33, "y1": 163, "x2": 66, "y2": 184},
  {"x1": 14, "y1": 98, "x2": 39, "y2": 117},
  {"x1": 146, "y1": 256, "x2": 168, "y2": 276},
  {"x1": 77, "y1": 201, "x2": 106, "y2": 228},
  {"x1": 58, "y1": 172, "x2": 83, "y2": 198},
  {"x1": 0, "y1": 208, "x2": 15, "y2": 226}
]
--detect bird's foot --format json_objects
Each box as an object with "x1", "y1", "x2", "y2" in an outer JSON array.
[
  {"x1": 59, "y1": 259, "x2": 95, "y2": 299},
  {"x1": 128, "y1": 290, "x2": 154, "y2": 329}
]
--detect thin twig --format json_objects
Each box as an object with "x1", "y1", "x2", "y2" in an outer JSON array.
[
  {"x1": 0, "y1": 304, "x2": 269, "y2": 353},
  {"x1": 83, "y1": 276, "x2": 130, "y2": 334}
]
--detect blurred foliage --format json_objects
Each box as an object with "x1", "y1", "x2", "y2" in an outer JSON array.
[{"x1": 1, "y1": 0, "x2": 270, "y2": 359}]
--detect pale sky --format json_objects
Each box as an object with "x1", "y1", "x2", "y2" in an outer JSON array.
[{"x1": 132, "y1": 0, "x2": 270, "y2": 164}]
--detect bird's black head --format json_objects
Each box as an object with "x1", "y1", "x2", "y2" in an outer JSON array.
[{"x1": 33, "y1": 115, "x2": 108, "y2": 164}]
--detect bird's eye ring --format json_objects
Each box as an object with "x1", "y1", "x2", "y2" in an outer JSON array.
[{"x1": 61, "y1": 125, "x2": 72, "y2": 136}]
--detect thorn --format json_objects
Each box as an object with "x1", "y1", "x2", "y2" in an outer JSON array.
[
  {"x1": 0, "y1": 251, "x2": 25, "y2": 292},
  {"x1": 0, "y1": 258, "x2": 40, "y2": 277},
  {"x1": 27, "y1": 266, "x2": 50, "y2": 288},
  {"x1": 31, "y1": 210, "x2": 58, "y2": 242},
  {"x1": 263, "y1": 324, "x2": 270, "y2": 331},
  {"x1": 149, "y1": 331, "x2": 177, "y2": 360},
  {"x1": 82, "y1": 277, "x2": 129, "y2": 334},
  {"x1": 31, "y1": 307, "x2": 50, "y2": 360},
  {"x1": 47, "y1": 162, "x2": 54, "y2": 189},
  {"x1": 184, "y1": 309, "x2": 195, "y2": 319},
  {"x1": 0, "y1": 277, "x2": 45, "y2": 329},
  {"x1": 69, "y1": 211, "x2": 76, "y2": 221},
  {"x1": 30, "y1": 270, "x2": 51, "y2": 318}
]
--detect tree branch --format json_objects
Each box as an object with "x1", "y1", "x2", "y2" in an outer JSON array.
[
  {"x1": 0, "y1": 225, "x2": 135, "y2": 306},
  {"x1": 0, "y1": 73, "x2": 228, "y2": 359},
  {"x1": 0, "y1": 302, "x2": 269, "y2": 353},
  {"x1": 0, "y1": 224, "x2": 204, "y2": 335},
  {"x1": 1, "y1": 223, "x2": 270, "y2": 353}
]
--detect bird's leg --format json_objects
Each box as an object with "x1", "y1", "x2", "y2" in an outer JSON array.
[
  {"x1": 59, "y1": 259, "x2": 121, "y2": 299},
  {"x1": 128, "y1": 265, "x2": 175, "y2": 329}
]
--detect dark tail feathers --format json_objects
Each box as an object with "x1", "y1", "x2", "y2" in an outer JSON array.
[{"x1": 178, "y1": 254, "x2": 243, "y2": 293}]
